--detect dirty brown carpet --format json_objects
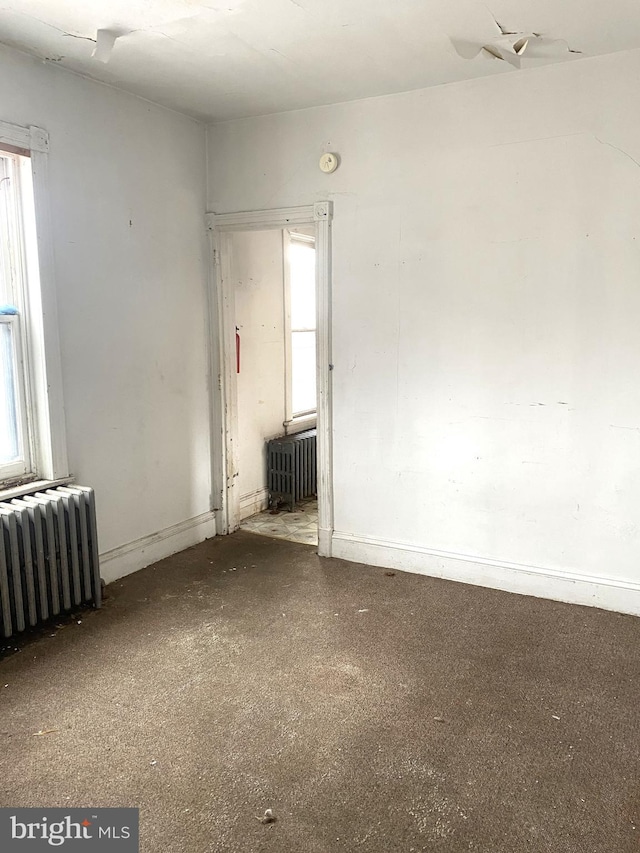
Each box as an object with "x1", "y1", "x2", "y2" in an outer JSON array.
[{"x1": 0, "y1": 531, "x2": 639, "y2": 852}]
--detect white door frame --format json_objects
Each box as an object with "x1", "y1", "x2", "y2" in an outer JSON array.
[{"x1": 205, "y1": 202, "x2": 334, "y2": 557}]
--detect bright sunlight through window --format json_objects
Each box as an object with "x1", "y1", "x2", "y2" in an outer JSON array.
[
  {"x1": 288, "y1": 237, "x2": 316, "y2": 418},
  {"x1": 0, "y1": 150, "x2": 32, "y2": 481}
]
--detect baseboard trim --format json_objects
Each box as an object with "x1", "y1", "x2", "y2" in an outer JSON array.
[
  {"x1": 239, "y1": 488, "x2": 269, "y2": 521},
  {"x1": 331, "y1": 531, "x2": 640, "y2": 617},
  {"x1": 100, "y1": 511, "x2": 216, "y2": 584},
  {"x1": 318, "y1": 526, "x2": 332, "y2": 557}
]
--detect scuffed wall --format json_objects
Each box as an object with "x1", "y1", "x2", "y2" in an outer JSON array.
[
  {"x1": 0, "y1": 44, "x2": 212, "y2": 580},
  {"x1": 207, "y1": 48, "x2": 640, "y2": 612}
]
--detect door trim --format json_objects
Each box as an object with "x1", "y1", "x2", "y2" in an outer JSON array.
[{"x1": 205, "y1": 202, "x2": 334, "y2": 556}]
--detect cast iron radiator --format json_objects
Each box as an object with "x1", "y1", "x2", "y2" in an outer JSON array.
[
  {"x1": 0, "y1": 485, "x2": 101, "y2": 638},
  {"x1": 267, "y1": 429, "x2": 317, "y2": 511}
]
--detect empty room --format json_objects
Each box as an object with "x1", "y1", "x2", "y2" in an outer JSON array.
[{"x1": 0, "y1": 1, "x2": 639, "y2": 851}]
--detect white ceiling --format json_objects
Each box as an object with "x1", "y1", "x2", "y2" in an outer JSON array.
[{"x1": 1, "y1": 0, "x2": 640, "y2": 122}]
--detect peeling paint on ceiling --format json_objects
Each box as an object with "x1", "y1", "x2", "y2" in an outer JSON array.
[{"x1": 0, "y1": 0, "x2": 639, "y2": 121}]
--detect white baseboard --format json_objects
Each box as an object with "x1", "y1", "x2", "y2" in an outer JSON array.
[
  {"x1": 99, "y1": 511, "x2": 216, "y2": 584},
  {"x1": 239, "y1": 488, "x2": 269, "y2": 521},
  {"x1": 331, "y1": 531, "x2": 640, "y2": 617},
  {"x1": 318, "y1": 526, "x2": 332, "y2": 557}
]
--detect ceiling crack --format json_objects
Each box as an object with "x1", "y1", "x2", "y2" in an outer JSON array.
[
  {"x1": 155, "y1": 31, "x2": 185, "y2": 46},
  {"x1": 483, "y1": 7, "x2": 583, "y2": 57},
  {"x1": 485, "y1": 5, "x2": 518, "y2": 35},
  {"x1": 594, "y1": 136, "x2": 640, "y2": 170},
  {"x1": 62, "y1": 33, "x2": 97, "y2": 43},
  {"x1": 495, "y1": 20, "x2": 518, "y2": 36}
]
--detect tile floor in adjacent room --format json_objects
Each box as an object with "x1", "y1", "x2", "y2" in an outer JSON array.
[{"x1": 239, "y1": 497, "x2": 318, "y2": 545}]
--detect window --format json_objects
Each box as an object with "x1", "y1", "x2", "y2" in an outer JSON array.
[
  {"x1": 0, "y1": 150, "x2": 33, "y2": 482},
  {"x1": 0, "y1": 122, "x2": 68, "y2": 490},
  {"x1": 285, "y1": 232, "x2": 316, "y2": 429}
]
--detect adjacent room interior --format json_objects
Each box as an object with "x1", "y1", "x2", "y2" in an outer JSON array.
[
  {"x1": 232, "y1": 226, "x2": 319, "y2": 546},
  {"x1": 0, "y1": 1, "x2": 639, "y2": 850}
]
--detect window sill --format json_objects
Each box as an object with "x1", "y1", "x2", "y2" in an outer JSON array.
[
  {"x1": 0, "y1": 476, "x2": 74, "y2": 502},
  {"x1": 284, "y1": 414, "x2": 317, "y2": 435}
]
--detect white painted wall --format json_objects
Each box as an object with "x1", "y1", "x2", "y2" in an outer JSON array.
[
  {"x1": 0, "y1": 45, "x2": 212, "y2": 582},
  {"x1": 207, "y1": 49, "x2": 640, "y2": 615},
  {"x1": 231, "y1": 229, "x2": 286, "y2": 518}
]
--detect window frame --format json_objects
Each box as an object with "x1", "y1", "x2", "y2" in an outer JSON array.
[
  {"x1": 0, "y1": 150, "x2": 33, "y2": 480},
  {"x1": 0, "y1": 121, "x2": 69, "y2": 489},
  {"x1": 0, "y1": 313, "x2": 32, "y2": 480},
  {"x1": 283, "y1": 229, "x2": 317, "y2": 434}
]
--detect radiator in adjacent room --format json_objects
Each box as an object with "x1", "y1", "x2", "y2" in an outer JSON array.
[
  {"x1": 267, "y1": 429, "x2": 317, "y2": 511},
  {"x1": 0, "y1": 485, "x2": 102, "y2": 639}
]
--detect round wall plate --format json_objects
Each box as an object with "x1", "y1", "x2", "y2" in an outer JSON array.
[{"x1": 319, "y1": 152, "x2": 339, "y2": 173}]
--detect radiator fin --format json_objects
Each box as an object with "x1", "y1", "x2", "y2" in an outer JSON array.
[
  {"x1": 267, "y1": 429, "x2": 317, "y2": 511},
  {"x1": 0, "y1": 485, "x2": 101, "y2": 639}
]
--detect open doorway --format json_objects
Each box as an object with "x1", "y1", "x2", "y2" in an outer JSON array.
[
  {"x1": 206, "y1": 203, "x2": 333, "y2": 556},
  {"x1": 233, "y1": 227, "x2": 318, "y2": 545}
]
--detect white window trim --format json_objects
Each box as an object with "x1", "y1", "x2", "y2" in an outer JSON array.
[
  {"x1": 0, "y1": 314, "x2": 31, "y2": 480},
  {"x1": 0, "y1": 120, "x2": 69, "y2": 486},
  {"x1": 283, "y1": 229, "x2": 317, "y2": 433},
  {"x1": 284, "y1": 413, "x2": 317, "y2": 435}
]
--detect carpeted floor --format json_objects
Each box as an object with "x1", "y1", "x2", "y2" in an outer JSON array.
[{"x1": 0, "y1": 531, "x2": 639, "y2": 852}]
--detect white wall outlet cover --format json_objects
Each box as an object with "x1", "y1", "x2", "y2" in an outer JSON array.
[{"x1": 319, "y1": 152, "x2": 339, "y2": 173}]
